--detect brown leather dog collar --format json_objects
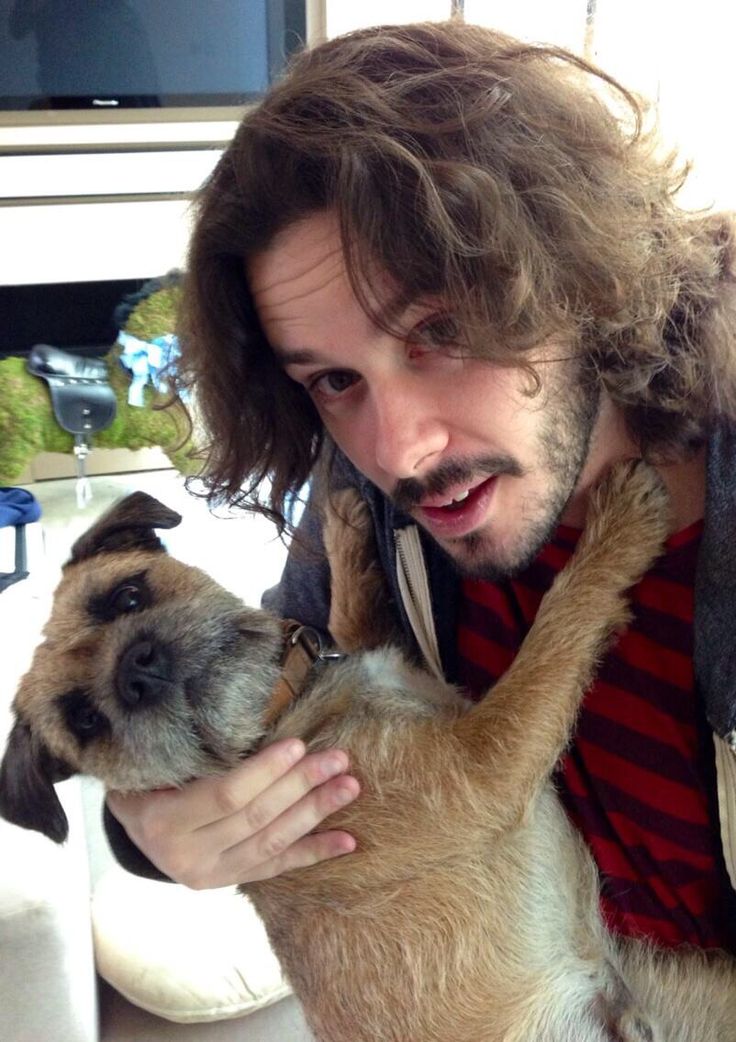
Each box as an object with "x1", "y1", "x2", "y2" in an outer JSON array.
[{"x1": 263, "y1": 621, "x2": 345, "y2": 727}]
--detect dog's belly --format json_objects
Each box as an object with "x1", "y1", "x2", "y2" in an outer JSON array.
[
  {"x1": 248, "y1": 875, "x2": 610, "y2": 1042},
  {"x1": 251, "y1": 651, "x2": 736, "y2": 1041},
  {"x1": 249, "y1": 696, "x2": 616, "y2": 1042},
  {"x1": 247, "y1": 813, "x2": 615, "y2": 1042},
  {"x1": 617, "y1": 941, "x2": 736, "y2": 1042}
]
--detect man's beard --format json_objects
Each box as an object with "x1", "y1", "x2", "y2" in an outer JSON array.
[{"x1": 391, "y1": 362, "x2": 601, "y2": 581}]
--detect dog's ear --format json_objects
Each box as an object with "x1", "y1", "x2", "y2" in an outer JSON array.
[
  {"x1": 69, "y1": 492, "x2": 182, "y2": 564},
  {"x1": 0, "y1": 719, "x2": 73, "y2": 843}
]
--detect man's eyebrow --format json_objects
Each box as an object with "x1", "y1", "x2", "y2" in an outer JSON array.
[
  {"x1": 271, "y1": 293, "x2": 433, "y2": 369},
  {"x1": 273, "y1": 347, "x2": 326, "y2": 367}
]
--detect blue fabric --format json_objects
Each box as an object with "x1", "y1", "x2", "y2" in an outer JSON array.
[
  {"x1": 0, "y1": 488, "x2": 41, "y2": 528},
  {"x1": 117, "y1": 330, "x2": 185, "y2": 407}
]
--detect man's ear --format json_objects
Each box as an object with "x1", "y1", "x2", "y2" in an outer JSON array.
[
  {"x1": 0, "y1": 719, "x2": 73, "y2": 843},
  {"x1": 69, "y1": 492, "x2": 182, "y2": 564}
]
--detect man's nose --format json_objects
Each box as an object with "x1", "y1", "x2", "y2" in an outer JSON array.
[{"x1": 371, "y1": 381, "x2": 448, "y2": 480}]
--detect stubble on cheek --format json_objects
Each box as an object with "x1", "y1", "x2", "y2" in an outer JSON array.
[{"x1": 439, "y1": 362, "x2": 601, "y2": 581}]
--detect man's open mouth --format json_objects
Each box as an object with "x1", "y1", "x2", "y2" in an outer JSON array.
[
  {"x1": 417, "y1": 476, "x2": 498, "y2": 537},
  {"x1": 419, "y1": 475, "x2": 492, "y2": 510}
]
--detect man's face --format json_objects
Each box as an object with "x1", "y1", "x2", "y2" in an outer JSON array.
[{"x1": 248, "y1": 211, "x2": 600, "y2": 579}]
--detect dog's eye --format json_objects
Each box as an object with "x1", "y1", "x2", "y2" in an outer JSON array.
[
  {"x1": 111, "y1": 583, "x2": 145, "y2": 614},
  {"x1": 89, "y1": 572, "x2": 151, "y2": 623},
  {"x1": 74, "y1": 705, "x2": 103, "y2": 734},
  {"x1": 59, "y1": 691, "x2": 110, "y2": 744}
]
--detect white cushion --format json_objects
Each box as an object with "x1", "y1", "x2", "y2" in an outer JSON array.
[
  {"x1": 92, "y1": 867, "x2": 291, "y2": 1024},
  {"x1": 0, "y1": 779, "x2": 98, "y2": 1042}
]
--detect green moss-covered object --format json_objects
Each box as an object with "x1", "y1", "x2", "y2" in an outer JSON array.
[
  {"x1": 123, "y1": 283, "x2": 182, "y2": 342},
  {"x1": 0, "y1": 280, "x2": 194, "y2": 484}
]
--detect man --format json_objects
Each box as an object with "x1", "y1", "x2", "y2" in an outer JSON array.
[{"x1": 108, "y1": 21, "x2": 736, "y2": 951}]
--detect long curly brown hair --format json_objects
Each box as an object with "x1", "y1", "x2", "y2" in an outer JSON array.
[{"x1": 178, "y1": 20, "x2": 736, "y2": 532}]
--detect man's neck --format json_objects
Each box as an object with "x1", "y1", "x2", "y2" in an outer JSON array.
[
  {"x1": 559, "y1": 398, "x2": 706, "y2": 533},
  {"x1": 657, "y1": 447, "x2": 707, "y2": 532},
  {"x1": 562, "y1": 448, "x2": 706, "y2": 534}
]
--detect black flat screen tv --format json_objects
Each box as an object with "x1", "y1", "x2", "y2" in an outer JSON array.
[{"x1": 0, "y1": 0, "x2": 306, "y2": 112}]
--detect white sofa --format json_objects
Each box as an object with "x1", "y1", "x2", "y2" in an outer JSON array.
[
  {"x1": 1, "y1": 777, "x2": 97, "y2": 1042},
  {"x1": 0, "y1": 514, "x2": 314, "y2": 1042},
  {"x1": 0, "y1": 767, "x2": 315, "y2": 1042}
]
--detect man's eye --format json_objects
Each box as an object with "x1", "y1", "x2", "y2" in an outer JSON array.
[
  {"x1": 412, "y1": 312, "x2": 461, "y2": 347},
  {"x1": 309, "y1": 370, "x2": 359, "y2": 398}
]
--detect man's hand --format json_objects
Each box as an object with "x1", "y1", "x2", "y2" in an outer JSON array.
[{"x1": 106, "y1": 739, "x2": 359, "y2": 889}]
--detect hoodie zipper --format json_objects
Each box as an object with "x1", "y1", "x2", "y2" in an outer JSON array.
[
  {"x1": 394, "y1": 526, "x2": 444, "y2": 681},
  {"x1": 715, "y1": 733, "x2": 736, "y2": 890}
]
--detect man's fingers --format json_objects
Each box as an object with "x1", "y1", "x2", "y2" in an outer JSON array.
[
  {"x1": 217, "y1": 786, "x2": 360, "y2": 887},
  {"x1": 143, "y1": 773, "x2": 360, "y2": 890},
  {"x1": 236, "y1": 773, "x2": 359, "y2": 863},
  {"x1": 196, "y1": 749, "x2": 354, "y2": 850},
  {"x1": 105, "y1": 741, "x2": 360, "y2": 889},
  {"x1": 107, "y1": 738, "x2": 306, "y2": 835},
  {"x1": 234, "y1": 831, "x2": 358, "y2": 886},
  {"x1": 203, "y1": 740, "x2": 310, "y2": 822}
]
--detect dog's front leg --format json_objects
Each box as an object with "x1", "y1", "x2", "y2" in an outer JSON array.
[
  {"x1": 451, "y1": 460, "x2": 670, "y2": 829},
  {"x1": 323, "y1": 489, "x2": 405, "y2": 653}
]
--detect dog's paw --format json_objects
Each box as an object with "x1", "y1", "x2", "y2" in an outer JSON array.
[
  {"x1": 592, "y1": 460, "x2": 670, "y2": 535},
  {"x1": 578, "y1": 460, "x2": 670, "y2": 588}
]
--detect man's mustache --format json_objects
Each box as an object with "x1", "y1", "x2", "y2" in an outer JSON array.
[{"x1": 392, "y1": 456, "x2": 522, "y2": 513}]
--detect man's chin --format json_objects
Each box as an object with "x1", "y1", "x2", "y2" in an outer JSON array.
[
  {"x1": 427, "y1": 532, "x2": 504, "y2": 581},
  {"x1": 432, "y1": 520, "x2": 556, "y2": 582}
]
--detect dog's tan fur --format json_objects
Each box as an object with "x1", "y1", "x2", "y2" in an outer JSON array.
[{"x1": 1, "y1": 463, "x2": 735, "y2": 1041}]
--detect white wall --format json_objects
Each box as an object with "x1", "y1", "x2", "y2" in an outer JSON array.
[
  {"x1": 463, "y1": 0, "x2": 736, "y2": 213},
  {"x1": 326, "y1": 0, "x2": 450, "y2": 37},
  {"x1": 1, "y1": 1, "x2": 732, "y2": 291},
  {"x1": 0, "y1": 116, "x2": 232, "y2": 287},
  {"x1": 590, "y1": 0, "x2": 736, "y2": 212}
]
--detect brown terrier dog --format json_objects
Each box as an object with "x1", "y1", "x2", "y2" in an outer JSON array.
[{"x1": 1, "y1": 462, "x2": 735, "y2": 1042}]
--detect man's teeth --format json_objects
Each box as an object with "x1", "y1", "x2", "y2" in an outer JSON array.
[
  {"x1": 425, "y1": 488, "x2": 476, "y2": 509},
  {"x1": 436, "y1": 490, "x2": 471, "y2": 508}
]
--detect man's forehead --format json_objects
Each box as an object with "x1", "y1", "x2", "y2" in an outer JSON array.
[
  {"x1": 246, "y1": 213, "x2": 426, "y2": 338},
  {"x1": 247, "y1": 212, "x2": 344, "y2": 297}
]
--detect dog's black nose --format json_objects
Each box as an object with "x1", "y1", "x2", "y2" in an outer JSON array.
[{"x1": 116, "y1": 638, "x2": 174, "y2": 709}]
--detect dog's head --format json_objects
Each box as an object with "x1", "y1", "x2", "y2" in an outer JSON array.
[{"x1": 0, "y1": 492, "x2": 283, "y2": 841}]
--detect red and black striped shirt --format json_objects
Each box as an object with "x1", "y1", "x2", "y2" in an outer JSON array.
[{"x1": 457, "y1": 520, "x2": 735, "y2": 951}]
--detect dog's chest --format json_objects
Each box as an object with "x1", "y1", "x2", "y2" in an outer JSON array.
[
  {"x1": 250, "y1": 660, "x2": 617, "y2": 1041},
  {"x1": 271, "y1": 646, "x2": 466, "y2": 752},
  {"x1": 246, "y1": 816, "x2": 604, "y2": 1042},
  {"x1": 270, "y1": 651, "x2": 474, "y2": 849}
]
